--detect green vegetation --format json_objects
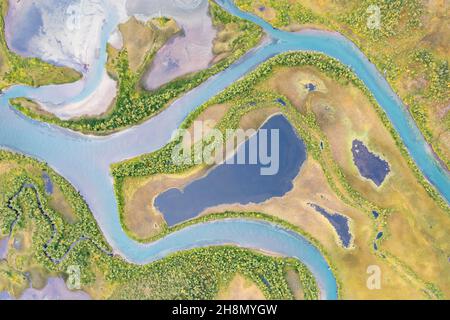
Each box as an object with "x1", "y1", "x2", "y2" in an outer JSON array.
[
  {"x1": 11, "y1": 1, "x2": 263, "y2": 134},
  {"x1": 0, "y1": 1, "x2": 324, "y2": 300},
  {"x1": 0, "y1": 152, "x2": 109, "y2": 269},
  {"x1": 235, "y1": 0, "x2": 450, "y2": 169},
  {"x1": 111, "y1": 50, "x2": 449, "y2": 299},
  {"x1": 405, "y1": 50, "x2": 449, "y2": 165},
  {"x1": 0, "y1": 0, "x2": 81, "y2": 89},
  {"x1": 112, "y1": 51, "x2": 448, "y2": 228},
  {"x1": 116, "y1": 16, "x2": 181, "y2": 74},
  {"x1": 237, "y1": 0, "x2": 325, "y2": 28},
  {"x1": 339, "y1": 0, "x2": 423, "y2": 40},
  {"x1": 1, "y1": 0, "x2": 447, "y2": 300},
  {"x1": 109, "y1": 246, "x2": 295, "y2": 300},
  {"x1": 0, "y1": 150, "x2": 320, "y2": 299},
  {"x1": 211, "y1": 0, "x2": 263, "y2": 61}
]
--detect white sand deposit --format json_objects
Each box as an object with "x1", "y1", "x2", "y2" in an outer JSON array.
[{"x1": 37, "y1": 70, "x2": 117, "y2": 120}]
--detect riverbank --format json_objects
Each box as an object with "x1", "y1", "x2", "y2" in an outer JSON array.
[
  {"x1": 0, "y1": 0, "x2": 448, "y2": 301},
  {"x1": 0, "y1": 150, "x2": 326, "y2": 300},
  {"x1": 111, "y1": 51, "x2": 448, "y2": 298}
]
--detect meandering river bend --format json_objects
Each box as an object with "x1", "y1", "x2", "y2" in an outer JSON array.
[{"x1": 1, "y1": 0, "x2": 450, "y2": 300}]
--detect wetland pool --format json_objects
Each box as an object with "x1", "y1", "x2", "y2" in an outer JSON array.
[
  {"x1": 352, "y1": 139, "x2": 390, "y2": 186},
  {"x1": 1, "y1": 0, "x2": 450, "y2": 300},
  {"x1": 155, "y1": 115, "x2": 306, "y2": 226}
]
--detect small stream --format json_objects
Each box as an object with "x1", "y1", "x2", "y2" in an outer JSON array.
[{"x1": 1, "y1": 0, "x2": 449, "y2": 300}]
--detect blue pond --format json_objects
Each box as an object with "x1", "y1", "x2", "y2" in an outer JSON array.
[
  {"x1": 372, "y1": 210, "x2": 380, "y2": 219},
  {"x1": 351, "y1": 140, "x2": 390, "y2": 186},
  {"x1": 309, "y1": 203, "x2": 352, "y2": 248},
  {"x1": 259, "y1": 275, "x2": 271, "y2": 288},
  {"x1": 42, "y1": 172, "x2": 53, "y2": 194},
  {"x1": 276, "y1": 98, "x2": 286, "y2": 106},
  {"x1": 155, "y1": 115, "x2": 306, "y2": 226},
  {"x1": 373, "y1": 232, "x2": 384, "y2": 251},
  {"x1": 304, "y1": 83, "x2": 317, "y2": 91}
]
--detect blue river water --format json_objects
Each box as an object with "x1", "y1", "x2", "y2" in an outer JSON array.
[
  {"x1": 1, "y1": 0, "x2": 450, "y2": 299},
  {"x1": 155, "y1": 115, "x2": 306, "y2": 226}
]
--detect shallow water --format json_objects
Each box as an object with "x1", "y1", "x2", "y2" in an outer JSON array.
[
  {"x1": 4, "y1": 2, "x2": 43, "y2": 55},
  {"x1": 309, "y1": 204, "x2": 352, "y2": 248},
  {"x1": 1, "y1": 0, "x2": 449, "y2": 300},
  {"x1": 0, "y1": 237, "x2": 8, "y2": 259},
  {"x1": 305, "y1": 83, "x2": 316, "y2": 92},
  {"x1": 155, "y1": 115, "x2": 305, "y2": 226},
  {"x1": 5, "y1": 0, "x2": 121, "y2": 116},
  {"x1": 42, "y1": 172, "x2": 54, "y2": 194},
  {"x1": 128, "y1": 0, "x2": 216, "y2": 90},
  {"x1": 20, "y1": 278, "x2": 91, "y2": 300},
  {"x1": 0, "y1": 291, "x2": 11, "y2": 300},
  {"x1": 352, "y1": 140, "x2": 390, "y2": 186},
  {"x1": 372, "y1": 210, "x2": 379, "y2": 219},
  {"x1": 126, "y1": 218, "x2": 337, "y2": 299},
  {"x1": 0, "y1": 278, "x2": 91, "y2": 300}
]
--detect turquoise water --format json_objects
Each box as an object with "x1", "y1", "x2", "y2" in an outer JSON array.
[
  {"x1": 352, "y1": 139, "x2": 390, "y2": 186},
  {"x1": 1, "y1": 0, "x2": 449, "y2": 300}
]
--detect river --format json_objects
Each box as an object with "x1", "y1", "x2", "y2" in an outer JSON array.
[{"x1": 1, "y1": 0, "x2": 449, "y2": 300}]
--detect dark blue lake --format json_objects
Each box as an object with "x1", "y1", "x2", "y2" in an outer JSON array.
[
  {"x1": 7, "y1": 3, "x2": 43, "y2": 55},
  {"x1": 351, "y1": 140, "x2": 390, "y2": 186},
  {"x1": 309, "y1": 203, "x2": 352, "y2": 248},
  {"x1": 155, "y1": 115, "x2": 306, "y2": 226}
]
